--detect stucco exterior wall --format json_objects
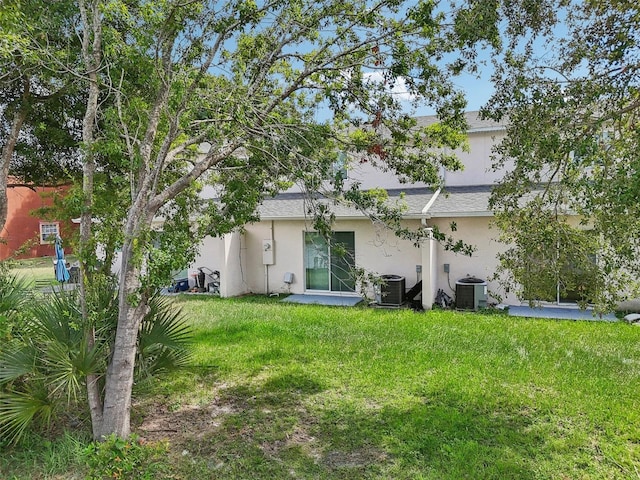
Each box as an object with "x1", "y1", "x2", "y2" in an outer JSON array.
[
  {"x1": 221, "y1": 231, "x2": 248, "y2": 297},
  {"x1": 444, "y1": 131, "x2": 509, "y2": 187},
  {"x1": 189, "y1": 235, "x2": 225, "y2": 288},
  {"x1": 193, "y1": 216, "x2": 512, "y2": 305},
  {"x1": 427, "y1": 216, "x2": 519, "y2": 305},
  {"x1": 1, "y1": 184, "x2": 77, "y2": 260},
  {"x1": 277, "y1": 128, "x2": 509, "y2": 195},
  {"x1": 235, "y1": 219, "x2": 423, "y2": 297},
  {"x1": 188, "y1": 232, "x2": 248, "y2": 296}
]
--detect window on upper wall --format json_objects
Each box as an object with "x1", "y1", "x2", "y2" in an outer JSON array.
[
  {"x1": 332, "y1": 151, "x2": 348, "y2": 181},
  {"x1": 39, "y1": 222, "x2": 59, "y2": 244}
]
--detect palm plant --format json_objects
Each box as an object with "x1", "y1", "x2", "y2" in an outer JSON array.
[
  {"x1": 0, "y1": 282, "x2": 192, "y2": 445},
  {"x1": 137, "y1": 293, "x2": 192, "y2": 381},
  {"x1": 0, "y1": 291, "x2": 100, "y2": 443},
  {"x1": 0, "y1": 269, "x2": 29, "y2": 341}
]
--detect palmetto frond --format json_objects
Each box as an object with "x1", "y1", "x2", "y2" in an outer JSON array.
[
  {"x1": 42, "y1": 338, "x2": 104, "y2": 403},
  {"x1": 0, "y1": 346, "x2": 38, "y2": 385},
  {"x1": 26, "y1": 291, "x2": 83, "y2": 346},
  {"x1": 0, "y1": 383, "x2": 55, "y2": 445},
  {"x1": 137, "y1": 294, "x2": 192, "y2": 379},
  {"x1": 0, "y1": 274, "x2": 29, "y2": 318}
]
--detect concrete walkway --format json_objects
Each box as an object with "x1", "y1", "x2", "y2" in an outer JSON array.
[
  {"x1": 508, "y1": 305, "x2": 618, "y2": 322},
  {"x1": 281, "y1": 294, "x2": 364, "y2": 307}
]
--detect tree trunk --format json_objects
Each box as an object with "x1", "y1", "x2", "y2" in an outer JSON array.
[
  {"x1": 78, "y1": 0, "x2": 103, "y2": 440},
  {"x1": 97, "y1": 204, "x2": 150, "y2": 438},
  {"x1": 0, "y1": 89, "x2": 29, "y2": 233},
  {"x1": 81, "y1": 82, "x2": 101, "y2": 438}
]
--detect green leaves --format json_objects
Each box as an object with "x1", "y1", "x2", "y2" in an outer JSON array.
[
  {"x1": 0, "y1": 281, "x2": 192, "y2": 444},
  {"x1": 485, "y1": 0, "x2": 640, "y2": 311},
  {"x1": 0, "y1": 386, "x2": 54, "y2": 446},
  {"x1": 84, "y1": 433, "x2": 169, "y2": 480},
  {"x1": 137, "y1": 294, "x2": 193, "y2": 380}
]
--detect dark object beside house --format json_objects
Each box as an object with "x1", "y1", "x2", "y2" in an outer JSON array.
[
  {"x1": 207, "y1": 270, "x2": 220, "y2": 293},
  {"x1": 170, "y1": 278, "x2": 189, "y2": 292},
  {"x1": 406, "y1": 280, "x2": 423, "y2": 311},
  {"x1": 379, "y1": 275, "x2": 406, "y2": 306},
  {"x1": 69, "y1": 266, "x2": 79, "y2": 283},
  {"x1": 455, "y1": 276, "x2": 487, "y2": 310}
]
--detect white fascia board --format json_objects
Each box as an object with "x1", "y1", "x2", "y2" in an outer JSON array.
[
  {"x1": 428, "y1": 210, "x2": 493, "y2": 218},
  {"x1": 259, "y1": 212, "x2": 426, "y2": 222},
  {"x1": 467, "y1": 126, "x2": 506, "y2": 134}
]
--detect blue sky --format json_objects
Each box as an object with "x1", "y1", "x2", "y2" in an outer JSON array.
[{"x1": 313, "y1": 64, "x2": 496, "y2": 122}]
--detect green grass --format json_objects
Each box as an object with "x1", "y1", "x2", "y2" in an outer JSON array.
[
  {"x1": 9, "y1": 256, "x2": 67, "y2": 287},
  {"x1": 2, "y1": 295, "x2": 640, "y2": 479}
]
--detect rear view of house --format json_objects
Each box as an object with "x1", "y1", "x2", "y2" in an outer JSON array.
[{"x1": 188, "y1": 112, "x2": 522, "y2": 309}]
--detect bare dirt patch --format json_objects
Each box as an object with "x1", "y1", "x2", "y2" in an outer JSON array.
[
  {"x1": 322, "y1": 447, "x2": 389, "y2": 470},
  {"x1": 134, "y1": 382, "x2": 241, "y2": 446}
]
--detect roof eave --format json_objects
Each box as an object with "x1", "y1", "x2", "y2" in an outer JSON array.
[{"x1": 428, "y1": 211, "x2": 494, "y2": 218}]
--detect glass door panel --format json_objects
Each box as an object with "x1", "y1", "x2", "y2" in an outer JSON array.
[
  {"x1": 330, "y1": 232, "x2": 355, "y2": 292},
  {"x1": 304, "y1": 231, "x2": 355, "y2": 292},
  {"x1": 304, "y1": 233, "x2": 330, "y2": 290}
]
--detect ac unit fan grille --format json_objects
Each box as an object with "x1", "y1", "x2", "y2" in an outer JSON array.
[
  {"x1": 456, "y1": 284, "x2": 476, "y2": 310},
  {"x1": 380, "y1": 275, "x2": 405, "y2": 306}
]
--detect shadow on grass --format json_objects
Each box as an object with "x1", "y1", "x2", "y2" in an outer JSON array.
[{"x1": 164, "y1": 370, "x2": 546, "y2": 480}]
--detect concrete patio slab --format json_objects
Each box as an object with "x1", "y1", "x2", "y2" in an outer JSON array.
[
  {"x1": 508, "y1": 305, "x2": 618, "y2": 322},
  {"x1": 281, "y1": 294, "x2": 364, "y2": 307}
]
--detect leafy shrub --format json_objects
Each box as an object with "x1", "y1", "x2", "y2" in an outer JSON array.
[
  {"x1": 0, "y1": 266, "x2": 28, "y2": 342},
  {"x1": 0, "y1": 282, "x2": 192, "y2": 444},
  {"x1": 83, "y1": 434, "x2": 169, "y2": 480}
]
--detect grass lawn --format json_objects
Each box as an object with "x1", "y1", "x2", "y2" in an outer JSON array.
[
  {"x1": 8, "y1": 256, "x2": 68, "y2": 287},
  {"x1": 1, "y1": 295, "x2": 639, "y2": 479}
]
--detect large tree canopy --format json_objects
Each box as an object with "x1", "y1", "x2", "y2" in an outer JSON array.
[
  {"x1": 85, "y1": 0, "x2": 494, "y2": 438},
  {"x1": 2, "y1": 0, "x2": 558, "y2": 441},
  {"x1": 0, "y1": 0, "x2": 84, "y2": 231},
  {"x1": 483, "y1": 0, "x2": 640, "y2": 312}
]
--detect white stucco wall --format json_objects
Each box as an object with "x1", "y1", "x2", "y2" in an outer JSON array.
[
  {"x1": 244, "y1": 215, "x2": 517, "y2": 306},
  {"x1": 189, "y1": 232, "x2": 248, "y2": 297},
  {"x1": 193, "y1": 216, "x2": 513, "y2": 306},
  {"x1": 443, "y1": 131, "x2": 509, "y2": 187},
  {"x1": 221, "y1": 231, "x2": 248, "y2": 297},
  {"x1": 238, "y1": 219, "x2": 423, "y2": 297},
  {"x1": 427, "y1": 216, "x2": 518, "y2": 305},
  {"x1": 189, "y1": 235, "x2": 225, "y2": 288},
  {"x1": 278, "y1": 128, "x2": 510, "y2": 195}
]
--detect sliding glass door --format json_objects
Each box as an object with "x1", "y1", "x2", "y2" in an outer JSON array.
[{"x1": 304, "y1": 231, "x2": 355, "y2": 292}]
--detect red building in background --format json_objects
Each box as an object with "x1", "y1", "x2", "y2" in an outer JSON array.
[{"x1": 0, "y1": 182, "x2": 77, "y2": 260}]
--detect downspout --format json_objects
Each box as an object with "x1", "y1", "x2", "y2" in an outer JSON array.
[
  {"x1": 420, "y1": 188, "x2": 441, "y2": 310},
  {"x1": 265, "y1": 220, "x2": 274, "y2": 294},
  {"x1": 421, "y1": 187, "x2": 441, "y2": 226}
]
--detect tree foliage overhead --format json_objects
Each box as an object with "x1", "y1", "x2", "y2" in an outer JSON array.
[
  {"x1": 85, "y1": 0, "x2": 509, "y2": 297},
  {"x1": 483, "y1": 0, "x2": 640, "y2": 311},
  {"x1": 3, "y1": 0, "x2": 560, "y2": 440},
  {"x1": 87, "y1": 0, "x2": 516, "y2": 439},
  {"x1": 0, "y1": 0, "x2": 84, "y2": 234}
]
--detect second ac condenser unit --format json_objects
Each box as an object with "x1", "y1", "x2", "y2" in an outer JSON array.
[{"x1": 455, "y1": 276, "x2": 487, "y2": 310}]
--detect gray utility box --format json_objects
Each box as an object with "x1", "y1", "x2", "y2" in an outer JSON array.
[{"x1": 455, "y1": 276, "x2": 488, "y2": 310}]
